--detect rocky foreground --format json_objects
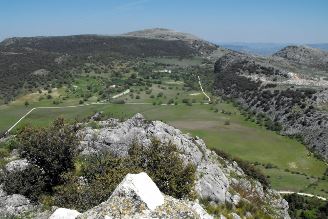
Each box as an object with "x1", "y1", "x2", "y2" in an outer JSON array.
[{"x1": 0, "y1": 114, "x2": 290, "y2": 218}]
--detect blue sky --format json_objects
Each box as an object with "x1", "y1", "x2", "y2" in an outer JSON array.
[{"x1": 0, "y1": 0, "x2": 327, "y2": 43}]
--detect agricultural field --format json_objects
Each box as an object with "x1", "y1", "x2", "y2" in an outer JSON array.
[{"x1": 1, "y1": 80, "x2": 327, "y2": 198}]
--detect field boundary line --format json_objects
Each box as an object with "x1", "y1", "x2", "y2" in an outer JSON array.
[
  {"x1": 5, "y1": 102, "x2": 110, "y2": 134},
  {"x1": 4, "y1": 101, "x2": 168, "y2": 134}
]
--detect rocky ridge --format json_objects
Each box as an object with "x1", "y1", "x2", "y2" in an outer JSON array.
[
  {"x1": 77, "y1": 113, "x2": 290, "y2": 218},
  {"x1": 0, "y1": 114, "x2": 290, "y2": 218},
  {"x1": 273, "y1": 45, "x2": 328, "y2": 70},
  {"x1": 123, "y1": 28, "x2": 218, "y2": 56}
]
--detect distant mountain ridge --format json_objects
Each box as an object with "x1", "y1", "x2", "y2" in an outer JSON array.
[
  {"x1": 123, "y1": 28, "x2": 218, "y2": 56},
  {"x1": 220, "y1": 42, "x2": 328, "y2": 56},
  {"x1": 0, "y1": 34, "x2": 197, "y2": 57},
  {"x1": 273, "y1": 45, "x2": 328, "y2": 70},
  {"x1": 0, "y1": 28, "x2": 219, "y2": 57}
]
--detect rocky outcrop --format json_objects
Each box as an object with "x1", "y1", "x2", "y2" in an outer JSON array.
[
  {"x1": 78, "y1": 113, "x2": 290, "y2": 218},
  {"x1": 77, "y1": 172, "x2": 212, "y2": 219},
  {"x1": 0, "y1": 185, "x2": 35, "y2": 217}
]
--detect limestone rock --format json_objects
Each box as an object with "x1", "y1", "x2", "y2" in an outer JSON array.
[
  {"x1": 230, "y1": 212, "x2": 242, "y2": 219},
  {"x1": 111, "y1": 172, "x2": 164, "y2": 211},
  {"x1": 49, "y1": 208, "x2": 81, "y2": 219},
  {"x1": 0, "y1": 185, "x2": 35, "y2": 217},
  {"x1": 77, "y1": 114, "x2": 290, "y2": 218},
  {"x1": 5, "y1": 159, "x2": 29, "y2": 173},
  {"x1": 78, "y1": 114, "x2": 230, "y2": 203},
  {"x1": 78, "y1": 172, "x2": 212, "y2": 219}
]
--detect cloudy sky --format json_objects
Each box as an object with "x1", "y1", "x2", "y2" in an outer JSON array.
[{"x1": 0, "y1": 0, "x2": 327, "y2": 43}]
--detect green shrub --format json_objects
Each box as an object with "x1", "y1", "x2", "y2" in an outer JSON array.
[
  {"x1": 285, "y1": 194, "x2": 328, "y2": 219},
  {"x1": 3, "y1": 165, "x2": 46, "y2": 202},
  {"x1": 0, "y1": 148, "x2": 9, "y2": 158},
  {"x1": 129, "y1": 139, "x2": 196, "y2": 199},
  {"x1": 54, "y1": 139, "x2": 196, "y2": 211},
  {"x1": 17, "y1": 118, "x2": 78, "y2": 188},
  {"x1": 167, "y1": 99, "x2": 174, "y2": 104},
  {"x1": 224, "y1": 120, "x2": 230, "y2": 125},
  {"x1": 111, "y1": 99, "x2": 125, "y2": 104}
]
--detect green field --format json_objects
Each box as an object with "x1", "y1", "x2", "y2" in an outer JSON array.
[{"x1": 0, "y1": 81, "x2": 327, "y2": 198}]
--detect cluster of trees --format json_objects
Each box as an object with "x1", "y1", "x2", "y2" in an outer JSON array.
[
  {"x1": 285, "y1": 194, "x2": 328, "y2": 219},
  {"x1": 214, "y1": 59, "x2": 261, "y2": 95},
  {"x1": 0, "y1": 34, "x2": 201, "y2": 103},
  {"x1": 0, "y1": 52, "x2": 72, "y2": 103}
]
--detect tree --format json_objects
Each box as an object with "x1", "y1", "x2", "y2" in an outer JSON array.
[{"x1": 17, "y1": 118, "x2": 78, "y2": 188}]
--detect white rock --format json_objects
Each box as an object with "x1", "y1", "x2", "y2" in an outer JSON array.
[
  {"x1": 5, "y1": 159, "x2": 29, "y2": 173},
  {"x1": 49, "y1": 208, "x2": 81, "y2": 219},
  {"x1": 111, "y1": 172, "x2": 164, "y2": 211},
  {"x1": 191, "y1": 202, "x2": 214, "y2": 219},
  {"x1": 0, "y1": 185, "x2": 34, "y2": 217},
  {"x1": 231, "y1": 194, "x2": 241, "y2": 205},
  {"x1": 230, "y1": 212, "x2": 241, "y2": 219}
]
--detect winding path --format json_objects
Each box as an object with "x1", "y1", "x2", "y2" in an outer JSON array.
[{"x1": 198, "y1": 76, "x2": 211, "y2": 102}]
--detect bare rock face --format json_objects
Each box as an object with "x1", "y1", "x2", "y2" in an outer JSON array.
[
  {"x1": 78, "y1": 172, "x2": 212, "y2": 219},
  {"x1": 79, "y1": 114, "x2": 290, "y2": 219}
]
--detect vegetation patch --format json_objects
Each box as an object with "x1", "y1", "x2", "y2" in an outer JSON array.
[
  {"x1": 0, "y1": 119, "x2": 195, "y2": 212},
  {"x1": 285, "y1": 194, "x2": 328, "y2": 219}
]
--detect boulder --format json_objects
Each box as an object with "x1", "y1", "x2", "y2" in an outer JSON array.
[
  {"x1": 110, "y1": 172, "x2": 164, "y2": 211},
  {"x1": 78, "y1": 172, "x2": 213, "y2": 219},
  {"x1": 0, "y1": 185, "x2": 35, "y2": 217},
  {"x1": 230, "y1": 213, "x2": 242, "y2": 219},
  {"x1": 5, "y1": 159, "x2": 29, "y2": 173},
  {"x1": 49, "y1": 208, "x2": 81, "y2": 219}
]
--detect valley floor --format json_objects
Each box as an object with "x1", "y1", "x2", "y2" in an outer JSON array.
[{"x1": 0, "y1": 78, "x2": 328, "y2": 198}]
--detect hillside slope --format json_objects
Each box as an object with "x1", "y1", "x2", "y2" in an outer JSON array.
[
  {"x1": 272, "y1": 45, "x2": 328, "y2": 70},
  {"x1": 213, "y1": 52, "x2": 328, "y2": 161},
  {"x1": 0, "y1": 35, "x2": 197, "y2": 57},
  {"x1": 0, "y1": 30, "x2": 215, "y2": 102}
]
